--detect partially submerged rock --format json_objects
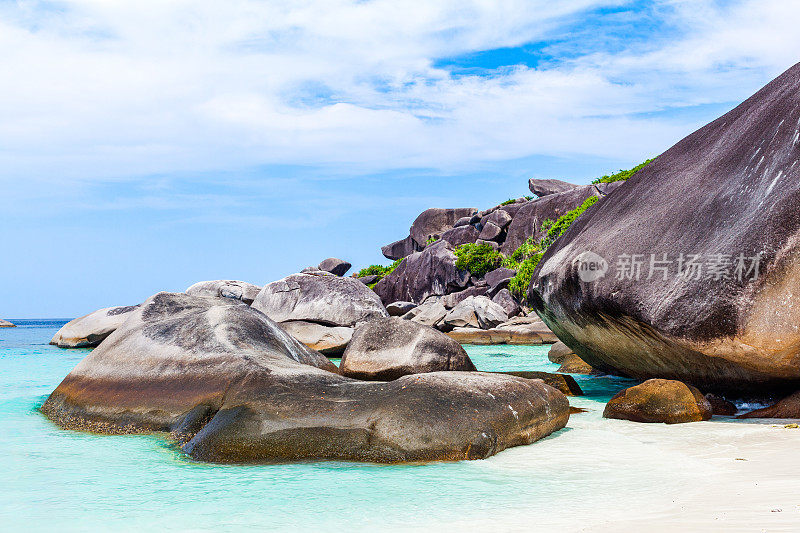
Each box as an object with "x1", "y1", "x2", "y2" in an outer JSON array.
[
  {"x1": 531, "y1": 62, "x2": 800, "y2": 393},
  {"x1": 705, "y1": 394, "x2": 738, "y2": 416},
  {"x1": 252, "y1": 273, "x2": 388, "y2": 327},
  {"x1": 42, "y1": 292, "x2": 569, "y2": 463},
  {"x1": 186, "y1": 280, "x2": 262, "y2": 304},
  {"x1": 278, "y1": 320, "x2": 353, "y2": 356},
  {"x1": 737, "y1": 391, "x2": 800, "y2": 419},
  {"x1": 557, "y1": 353, "x2": 596, "y2": 375},
  {"x1": 603, "y1": 379, "x2": 713, "y2": 424},
  {"x1": 0, "y1": 319, "x2": 15, "y2": 328},
  {"x1": 318, "y1": 258, "x2": 351, "y2": 277},
  {"x1": 50, "y1": 305, "x2": 139, "y2": 348},
  {"x1": 496, "y1": 371, "x2": 583, "y2": 396},
  {"x1": 548, "y1": 341, "x2": 574, "y2": 365},
  {"x1": 339, "y1": 317, "x2": 476, "y2": 380}
]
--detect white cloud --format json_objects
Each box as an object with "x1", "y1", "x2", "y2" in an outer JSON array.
[{"x1": 0, "y1": 0, "x2": 798, "y2": 183}]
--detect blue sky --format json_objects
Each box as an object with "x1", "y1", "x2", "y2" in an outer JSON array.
[{"x1": 2, "y1": 0, "x2": 800, "y2": 317}]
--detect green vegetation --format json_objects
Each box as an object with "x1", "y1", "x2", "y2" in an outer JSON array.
[
  {"x1": 356, "y1": 258, "x2": 403, "y2": 288},
  {"x1": 454, "y1": 243, "x2": 502, "y2": 277},
  {"x1": 500, "y1": 196, "x2": 534, "y2": 206},
  {"x1": 539, "y1": 196, "x2": 598, "y2": 249},
  {"x1": 503, "y1": 236, "x2": 540, "y2": 267},
  {"x1": 507, "y1": 253, "x2": 543, "y2": 298},
  {"x1": 426, "y1": 235, "x2": 439, "y2": 245},
  {"x1": 592, "y1": 159, "x2": 653, "y2": 184}
]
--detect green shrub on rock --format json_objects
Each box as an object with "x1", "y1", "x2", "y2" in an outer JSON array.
[
  {"x1": 356, "y1": 259, "x2": 404, "y2": 285},
  {"x1": 592, "y1": 159, "x2": 653, "y2": 184},
  {"x1": 454, "y1": 243, "x2": 502, "y2": 277},
  {"x1": 508, "y1": 253, "x2": 543, "y2": 298},
  {"x1": 540, "y1": 196, "x2": 599, "y2": 250}
]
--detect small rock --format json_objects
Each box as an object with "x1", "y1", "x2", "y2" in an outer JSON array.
[
  {"x1": 738, "y1": 390, "x2": 800, "y2": 419},
  {"x1": 705, "y1": 393, "x2": 738, "y2": 416},
  {"x1": 557, "y1": 353, "x2": 596, "y2": 375},
  {"x1": 386, "y1": 301, "x2": 417, "y2": 316},
  {"x1": 318, "y1": 258, "x2": 352, "y2": 277},
  {"x1": 548, "y1": 341, "x2": 574, "y2": 364},
  {"x1": 603, "y1": 379, "x2": 713, "y2": 424},
  {"x1": 528, "y1": 178, "x2": 580, "y2": 197},
  {"x1": 478, "y1": 222, "x2": 503, "y2": 242}
]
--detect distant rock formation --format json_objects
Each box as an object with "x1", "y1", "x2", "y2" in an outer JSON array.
[
  {"x1": 532, "y1": 61, "x2": 800, "y2": 394},
  {"x1": 0, "y1": 319, "x2": 15, "y2": 328},
  {"x1": 528, "y1": 178, "x2": 580, "y2": 197},
  {"x1": 51, "y1": 305, "x2": 139, "y2": 348}
]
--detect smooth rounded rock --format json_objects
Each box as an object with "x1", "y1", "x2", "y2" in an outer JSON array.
[
  {"x1": 340, "y1": 317, "x2": 476, "y2": 380},
  {"x1": 50, "y1": 305, "x2": 140, "y2": 348},
  {"x1": 186, "y1": 280, "x2": 262, "y2": 304},
  {"x1": 278, "y1": 320, "x2": 353, "y2": 356},
  {"x1": 603, "y1": 379, "x2": 713, "y2": 424},
  {"x1": 253, "y1": 273, "x2": 388, "y2": 327},
  {"x1": 386, "y1": 301, "x2": 417, "y2": 316},
  {"x1": 318, "y1": 258, "x2": 352, "y2": 277}
]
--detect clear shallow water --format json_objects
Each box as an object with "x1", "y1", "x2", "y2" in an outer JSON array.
[{"x1": 4, "y1": 322, "x2": 785, "y2": 531}]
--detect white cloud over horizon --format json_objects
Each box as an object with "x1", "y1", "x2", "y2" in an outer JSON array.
[{"x1": 1, "y1": 0, "x2": 799, "y2": 186}]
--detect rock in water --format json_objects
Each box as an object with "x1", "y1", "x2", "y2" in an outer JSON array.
[
  {"x1": 603, "y1": 379, "x2": 713, "y2": 424},
  {"x1": 339, "y1": 317, "x2": 476, "y2": 380},
  {"x1": 373, "y1": 240, "x2": 469, "y2": 305},
  {"x1": 531, "y1": 62, "x2": 800, "y2": 393},
  {"x1": 318, "y1": 258, "x2": 352, "y2": 276},
  {"x1": 50, "y1": 305, "x2": 140, "y2": 348},
  {"x1": 278, "y1": 321, "x2": 353, "y2": 356},
  {"x1": 252, "y1": 273, "x2": 388, "y2": 327},
  {"x1": 42, "y1": 292, "x2": 569, "y2": 463},
  {"x1": 705, "y1": 394, "x2": 738, "y2": 416},
  {"x1": 0, "y1": 319, "x2": 15, "y2": 328},
  {"x1": 737, "y1": 390, "x2": 800, "y2": 419},
  {"x1": 528, "y1": 178, "x2": 580, "y2": 197},
  {"x1": 557, "y1": 353, "x2": 596, "y2": 375},
  {"x1": 548, "y1": 341, "x2": 574, "y2": 364},
  {"x1": 186, "y1": 280, "x2": 262, "y2": 304}
]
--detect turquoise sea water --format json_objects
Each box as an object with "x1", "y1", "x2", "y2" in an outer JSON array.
[{"x1": 1, "y1": 321, "x2": 640, "y2": 531}]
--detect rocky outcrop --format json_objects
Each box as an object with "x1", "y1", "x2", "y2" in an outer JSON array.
[
  {"x1": 603, "y1": 379, "x2": 713, "y2": 424},
  {"x1": 0, "y1": 319, "x2": 15, "y2": 328},
  {"x1": 556, "y1": 353, "x2": 596, "y2": 375},
  {"x1": 373, "y1": 241, "x2": 469, "y2": 304},
  {"x1": 738, "y1": 391, "x2": 800, "y2": 419},
  {"x1": 405, "y1": 298, "x2": 448, "y2": 328},
  {"x1": 253, "y1": 272, "x2": 388, "y2": 327},
  {"x1": 528, "y1": 178, "x2": 580, "y2": 198},
  {"x1": 440, "y1": 225, "x2": 479, "y2": 247},
  {"x1": 339, "y1": 318, "x2": 476, "y2": 380},
  {"x1": 42, "y1": 292, "x2": 569, "y2": 463},
  {"x1": 50, "y1": 305, "x2": 139, "y2": 348},
  {"x1": 442, "y1": 296, "x2": 508, "y2": 330},
  {"x1": 386, "y1": 301, "x2": 417, "y2": 316},
  {"x1": 531, "y1": 61, "x2": 800, "y2": 393},
  {"x1": 485, "y1": 268, "x2": 515, "y2": 296},
  {"x1": 278, "y1": 321, "x2": 353, "y2": 356},
  {"x1": 442, "y1": 286, "x2": 488, "y2": 309},
  {"x1": 318, "y1": 258, "x2": 351, "y2": 276},
  {"x1": 381, "y1": 235, "x2": 421, "y2": 261},
  {"x1": 186, "y1": 280, "x2": 262, "y2": 304},
  {"x1": 409, "y1": 208, "x2": 477, "y2": 248},
  {"x1": 492, "y1": 289, "x2": 521, "y2": 317},
  {"x1": 548, "y1": 341, "x2": 574, "y2": 364}
]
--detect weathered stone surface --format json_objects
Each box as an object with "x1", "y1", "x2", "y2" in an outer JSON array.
[
  {"x1": 407, "y1": 299, "x2": 448, "y2": 328},
  {"x1": 278, "y1": 320, "x2": 353, "y2": 356},
  {"x1": 409, "y1": 207, "x2": 478, "y2": 247},
  {"x1": 528, "y1": 178, "x2": 580, "y2": 198},
  {"x1": 318, "y1": 258, "x2": 352, "y2": 276},
  {"x1": 496, "y1": 371, "x2": 583, "y2": 396},
  {"x1": 442, "y1": 286, "x2": 488, "y2": 309},
  {"x1": 531, "y1": 62, "x2": 800, "y2": 393},
  {"x1": 42, "y1": 292, "x2": 569, "y2": 463},
  {"x1": 453, "y1": 216, "x2": 472, "y2": 228},
  {"x1": 50, "y1": 305, "x2": 140, "y2": 348},
  {"x1": 484, "y1": 209, "x2": 513, "y2": 229},
  {"x1": 339, "y1": 318, "x2": 476, "y2": 380},
  {"x1": 447, "y1": 325, "x2": 543, "y2": 346},
  {"x1": 356, "y1": 274, "x2": 380, "y2": 285},
  {"x1": 440, "y1": 225, "x2": 480, "y2": 247},
  {"x1": 186, "y1": 280, "x2": 262, "y2": 304},
  {"x1": 0, "y1": 319, "x2": 15, "y2": 328},
  {"x1": 603, "y1": 379, "x2": 713, "y2": 424},
  {"x1": 485, "y1": 268, "x2": 515, "y2": 295},
  {"x1": 557, "y1": 353, "x2": 596, "y2": 375},
  {"x1": 478, "y1": 222, "x2": 503, "y2": 242},
  {"x1": 381, "y1": 235, "x2": 421, "y2": 261},
  {"x1": 443, "y1": 296, "x2": 508, "y2": 330},
  {"x1": 373, "y1": 241, "x2": 469, "y2": 305},
  {"x1": 475, "y1": 239, "x2": 500, "y2": 251},
  {"x1": 705, "y1": 394, "x2": 738, "y2": 416},
  {"x1": 738, "y1": 391, "x2": 800, "y2": 419},
  {"x1": 501, "y1": 185, "x2": 601, "y2": 255},
  {"x1": 492, "y1": 289, "x2": 521, "y2": 317},
  {"x1": 496, "y1": 316, "x2": 558, "y2": 343},
  {"x1": 387, "y1": 301, "x2": 417, "y2": 316},
  {"x1": 548, "y1": 341, "x2": 574, "y2": 365},
  {"x1": 252, "y1": 273, "x2": 388, "y2": 327}
]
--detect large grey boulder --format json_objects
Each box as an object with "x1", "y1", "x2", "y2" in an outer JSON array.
[
  {"x1": 186, "y1": 280, "x2": 262, "y2": 304},
  {"x1": 406, "y1": 298, "x2": 448, "y2": 328},
  {"x1": 42, "y1": 292, "x2": 569, "y2": 463},
  {"x1": 483, "y1": 209, "x2": 513, "y2": 230},
  {"x1": 278, "y1": 320, "x2": 353, "y2": 356},
  {"x1": 440, "y1": 225, "x2": 480, "y2": 247},
  {"x1": 528, "y1": 178, "x2": 580, "y2": 197},
  {"x1": 381, "y1": 235, "x2": 421, "y2": 261},
  {"x1": 50, "y1": 305, "x2": 140, "y2": 348},
  {"x1": 386, "y1": 301, "x2": 417, "y2": 316},
  {"x1": 0, "y1": 319, "x2": 15, "y2": 328},
  {"x1": 318, "y1": 258, "x2": 352, "y2": 276},
  {"x1": 409, "y1": 207, "x2": 477, "y2": 247},
  {"x1": 252, "y1": 273, "x2": 388, "y2": 327},
  {"x1": 442, "y1": 286, "x2": 489, "y2": 309},
  {"x1": 492, "y1": 289, "x2": 521, "y2": 317},
  {"x1": 339, "y1": 318, "x2": 476, "y2": 380},
  {"x1": 478, "y1": 222, "x2": 503, "y2": 242},
  {"x1": 530, "y1": 61, "x2": 800, "y2": 393},
  {"x1": 485, "y1": 267, "x2": 516, "y2": 296},
  {"x1": 443, "y1": 296, "x2": 508, "y2": 330},
  {"x1": 502, "y1": 185, "x2": 602, "y2": 255},
  {"x1": 373, "y1": 240, "x2": 469, "y2": 304}
]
